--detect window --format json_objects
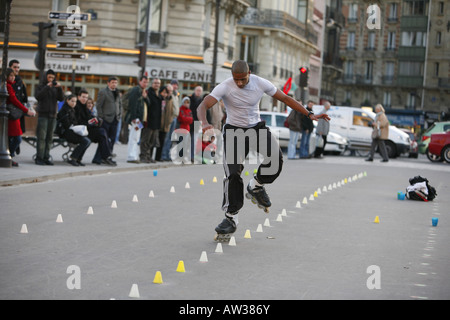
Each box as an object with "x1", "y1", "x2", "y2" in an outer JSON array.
[
  {"x1": 383, "y1": 92, "x2": 391, "y2": 107},
  {"x1": 353, "y1": 111, "x2": 373, "y2": 127},
  {"x1": 435, "y1": 62, "x2": 439, "y2": 77},
  {"x1": 387, "y1": 31, "x2": 396, "y2": 49},
  {"x1": 384, "y1": 62, "x2": 395, "y2": 83},
  {"x1": 348, "y1": 3, "x2": 358, "y2": 22},
  {"x1": 240, "y1": 35, "x2": 258, "y2": 72},
  {"x1": 399, "y1": 61, "x2": 423, "y2": 76},
  {"x1": 260, "y1": 114, "x2": 272, "y2": 126},
  {"x1": 367, "y1": 32, "x2": 375, "y2": 50},
  {"x1": 403, "y1": 1, "x2": 426, "y2": 15},
  {"x1": 297, "y1": 0, "x2": 307, "y2": 23},
  {"x1": 389, "y1": 3, "x2": 398, "y2": 20},
  {"x1": 347, "y1": 32, "x2": 355, "y2": 49},
  {"x1": 275, "y1": 115, "x2": 286, "y2": 127},
  {"x1": 401, "y1": 31, "x2": 427, "y2": 47},
  {"x1": 436, "y1": 32, "x2": 442, "y2": 46},
  {"x1": 345, "y1": 60, "x2": 354, "y2": 79},
  {"x1": 406, "y1": 92, "x2": 416, "y2": 109},
  {"x1": 365, "y1": 61, "x2": 373, "y2": 80},
  {"x1": 139, "y1": 0, "x2": 162, "y2": 33},
  {"x1": 438, "y1": 1, "x2": 444, "y2": 15}
]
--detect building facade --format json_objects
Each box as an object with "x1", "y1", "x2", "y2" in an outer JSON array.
[{"x1": 337, "y1": 0, "x2": 450, "y2": 128}]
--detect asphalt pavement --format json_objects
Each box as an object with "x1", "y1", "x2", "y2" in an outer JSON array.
[{"x1": 0, "y1": 142, "x2": 449, "y2": 303}]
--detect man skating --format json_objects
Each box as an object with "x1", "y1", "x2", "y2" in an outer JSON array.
[{"x1": 197, "y1": 60, "x2": 330, "y2": 241}]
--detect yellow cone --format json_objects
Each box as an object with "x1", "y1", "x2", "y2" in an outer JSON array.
[
  {"x1": 244, "y1": 229, "x2": 251, "y2": 239},
  {"x1": 374, "y1": 216, "x2": 380, "y2": 224},
  {"x1": 153, "y1": 271, "x2": 163, "y2": 284},
  {"x1": 176, "y1": 261, "x2": 185, "y2": 273},
  {"x1": 314, "y1": 191, "x2": 318, "y2": 198},
  {"x1": 200, "y1": 179, "x2": 205, "y2": 185}
]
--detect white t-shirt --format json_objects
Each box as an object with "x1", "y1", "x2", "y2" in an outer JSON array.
[{"x1": 210, "y1": 74, "x2": 277, "y2": 128}]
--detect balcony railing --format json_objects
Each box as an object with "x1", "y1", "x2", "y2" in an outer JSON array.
[{"x1": 239, "y1": 7, "x2": 319, "y2": 45}]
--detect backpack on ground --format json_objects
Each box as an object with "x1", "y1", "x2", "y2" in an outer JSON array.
[{"x1": 406, "y1": 175, "x2": 437, "y2": 202}]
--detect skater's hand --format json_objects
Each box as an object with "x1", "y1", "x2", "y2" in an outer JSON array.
[
  {"x1": 201, "y1": 123, "x2": 214, "y2": 134},
  {"x1": 311, "y1": 113, "x2": 330, "y2": 122}
]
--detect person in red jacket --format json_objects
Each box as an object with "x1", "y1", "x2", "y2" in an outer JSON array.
[
  {"x1": 6, "y1": 68, "x2": 36, "y2": 166},
  {"x1": 177, "y1": 97, "x2": 193, "y2": 131}
]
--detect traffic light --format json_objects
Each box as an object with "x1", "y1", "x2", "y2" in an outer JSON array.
[
  {"x1": 299, "y1": 67, "x2": 309, "y2": 87},
  {"x1": 135, "y1": 46, "x2": 147, "y2": 69}
]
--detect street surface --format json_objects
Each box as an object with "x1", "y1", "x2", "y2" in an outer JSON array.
[{"x1": 0, "y1": 143, "x2": 449, "y2": 302}]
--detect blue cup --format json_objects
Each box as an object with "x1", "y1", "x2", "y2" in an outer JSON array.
[
  {"x1": 153, "y1": 170, "x2": 158, "y2": 177},
  {"x1": 432, "y1": 217, "x2": 438, "y2": 227},
  {"x1": 397, "y1": 192, "x2": 405, "y2": 200}
]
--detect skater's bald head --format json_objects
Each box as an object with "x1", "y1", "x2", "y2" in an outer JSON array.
[{"x1": 231, "y1": 60, "x2": 249, "y2": 74}]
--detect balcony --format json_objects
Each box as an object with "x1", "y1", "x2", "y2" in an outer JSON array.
[
  {"x1": 400, "y1": 15, "x2": 428, "y2": 31},
  {"x1": 398, "y1": 46, "x2": 426, "y2": 60},
  {"x1": 397, "y1": 75, "x2": 423, "y2": 87},
  {"x1": 382, "y1": 75, "x2": 396, "y2": 85},
  {"x1": 238, "y1": 7, "x2": 319, "y2": 45},
  {"x1": 438, "y1": 78, "x2": 450, "y2": 88}
]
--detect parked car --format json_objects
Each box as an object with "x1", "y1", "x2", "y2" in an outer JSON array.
[
  {"x1": 259, "y1": 111, "x2": 348, "y2": 155},
  {"x1": 400, "y1": 128, "x2": 419, "y2": 158},
  {"x1": 418, "y1": 121, "x2": 450, "y2": 161},
  {"x1": 312, "y1": 105, "x2": 410, "y2": 158},
  {"x1": 428, "y1": 131, "x2": 450, "y2": 163}
]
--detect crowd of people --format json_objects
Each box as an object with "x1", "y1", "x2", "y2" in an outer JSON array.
[{"x1": 3, "y1": 59, "x2": 225, "y2": 167}]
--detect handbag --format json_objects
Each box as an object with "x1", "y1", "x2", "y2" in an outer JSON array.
[
  {"x1": 6, "y1": 104, "x2": 24, "y2": 120},
  {"x1": 371, "y1": 123, "x2": 381, "y2": 139},
  {"x1": 71, "y1": 125, "x2": 89, "y2": 137}
]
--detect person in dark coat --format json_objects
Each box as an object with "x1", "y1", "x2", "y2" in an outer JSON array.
[
  {"x1": 299, "y1": 101, "x2": 315, "y2": 158},
  {"x1": 9, "y1": 59, "x2": 28, "y2": 136},
  {"x1": 34, "y1": 69, "x2": 64, "y2": 165},
  {"x1": 57, "y1": 94, "x2": 92, "y2": 166}
]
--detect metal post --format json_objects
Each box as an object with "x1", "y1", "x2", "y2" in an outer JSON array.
[
  {"x1": 141, "y1": 0, "x2": 152, "y2": 77},
  {"x1": 211, "y1": 0, "x2": 220, "y2": 89},
  {"x1": 0, "y1": 0, "x2": 13, "y2": 168}
]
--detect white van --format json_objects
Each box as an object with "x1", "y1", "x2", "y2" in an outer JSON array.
[{"x1": 312, "y1": 106, "x2": 410, "y2": 158}]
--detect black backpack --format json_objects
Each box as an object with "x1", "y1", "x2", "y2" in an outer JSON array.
[{"x1": 406, "y1": 176, "x2": 437, "y2": 201}]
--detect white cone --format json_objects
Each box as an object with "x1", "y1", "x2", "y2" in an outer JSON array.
[
  {"x1": 87, "y1": 206, "x2": 94, "y2": 215},
  {"x1": 215, "y1": 243, "x2": 223, "y2": 253},
  {"x1": 56, "y1": 214, "x2": 63, "y2": 223},
  {"x1": 317, "y1": 188, "x2": 321, "y2": 195},
  {"x1": 323, "y1": 186, "x2": 327, "y2": 192},
  {"x1": 309, "y1": 194, "x2": 314, "y2": 201},
  {"x1": 170, "y1": 186, "x2": 175, "y2": 193},
  {"x1": 128, "y1": 284, "x2": 140, "y2": 298},
  {"x1": 199, "y1": 251, "x2": 208, "y2": 262},
  {"x1": 296, "y1": 201, "x2": 301, "y2": 208},
  {"x1": 185, "y1": 182, "x2": 190, "y2": 189},
  {"x1": 149, "y1": 190, "x2": 155, "y2": 198},
  {"x1": 281, "y1": 209, "x2": 287, "y2": 217},
  {"x1": 328, "y1": 184, "x2": 333, "y2": 191},
  {"x1": 263, "y1": 218, "x2": 271, "y2": 227},
  {"x1": 302, "y1": 197, "x2": 308, "y2": 204},
  {"x1": 229, "y1": 236, "x2": 237, "y2": 246},
  {"x1": 111, "y1": 200, "x2": 117, "y2": 208},
  {"x1": 132, "y1": 195, "x2": 138, "y2": 202},
  {"x1": 256, "y1": 224, "x2": 263, "y2": 232},
  {"x1": 20, "y1": 224, "x2": 28, "y2": 234},
  {"x1": 333, "y1": 183, "x2": 337, "y2": 189},
  {"x1": 276, "y1": 214, "x2": 283, "y2": 222}
]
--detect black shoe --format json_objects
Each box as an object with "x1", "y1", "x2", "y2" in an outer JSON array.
[
  {"x1": 215, "y1": 217, "x2": 237, "y2": 235},
  {"x1": 44, "y1": 160, "x2": 54, "y2": 166},
  {"x1": 12, "y1": 161, "x2": 19, "y2": 167},
  {"x1": 381, "y1": 159, "x2": 389, "y2": 163},
  {"x1": 35, "y1": 159, "x2": 45, "y2": 165},
  {"x1": 92, "y1": 160, "x2": 102, "y2": 165},
  {"x1": 68, "y1": 159, "x2": 79, "y2": 167},
  {"x1": 77, "y1": 160, "x2": 86, "y2": 167},
  {"x1": 365, "y1": 158, "x2": 373, "y2": 162},
  {"x1": 246, "y1": 182, "x2": 271, "y2": 208},
  {"x1": 102, "y1": 158, "x2": 117, "y2": 166},
  {"x1": 16, "y1": 147, "x2": 20, "y2": 155}
]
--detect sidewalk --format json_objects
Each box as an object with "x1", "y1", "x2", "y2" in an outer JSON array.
[{"x1": 0, "y1": 140, "x2": 178, "y2": 187}]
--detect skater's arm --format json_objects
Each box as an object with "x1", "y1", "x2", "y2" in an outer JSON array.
[
  {"x1": 273, "y1": 89, "x2": 330, "y2": 122},
  {"x1": 197, "y1": 95, "x2": 218, "y2": 131}
]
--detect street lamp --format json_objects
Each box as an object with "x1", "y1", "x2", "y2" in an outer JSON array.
[
  {"x1": 211, "y1": 0, "x2": 220, "y2": 89},
  {"x1": 0, "y1": 0, "x2": 13, "y2": 168}
]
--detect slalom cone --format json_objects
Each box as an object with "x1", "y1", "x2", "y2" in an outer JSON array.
[
  {"x1": 185, "y1": 182, "x2": 190, "y2": 189},
  {"x1": 199, "y1": 251, "x2": 208, "y2": 262},
  {"x1": 153, "y1": 271, "x2": 163, "y2": 284},
  {"x1": 302, "y1": 197, "x2": 308, "y2": 204},
  {"x1": 215, "y1": 243, "x2": 223, "y2": 253},
  {"x1": 314, "y1": 191, "x2": 318, "y2": 198},
  {"x1": 256, "y1": 224, "x2": 263, "y2": 233},
  {"x1": 149, "y1": 190, "x2": 155, "y2": 198},
  {"x1": 229, "y1": 236, "x2": 236, "y2": 246},
  {"x1": 374, "y1": 216, "x2": 380, "y2": 224},
  {"x1": 263, "y1": 218, "x2": 271, "y2": 227},
  {"x1": 111, "y1": 200, "x2": 117, "y2": 208},
  {"x1": 244, "y1": 229, "x2": 251, "y2": 239},
  {"x1": 200, "y1": 179, "x2": 205, "y2": 185},
  {"x1": 296, "y1": 201, "x2": 301, "y2": 208},
  {"x1": 245, "y1": 171, "x2": 249, "y2": 176},
  {"x1": 132, "y1": 195, "x2": 138, "y2": 202},
  {"x1": 317, "y1": 188, "x2": 321, "y2": 195},
  {"x1": 128, "y1": 284, "x2": 140, "y2": 298},
  {"x1": 170, "y1": 186, "x2": 175, "y2": 193},
  {"x1": 87, "y1": 206, "x2": 94, "y2": 215},
  {"x1": 176, "y1": 260, "x2": 186, "y2": 273},
  {"x1": 322, "y1": 186, "x2": 327, "y2": 193},
  {"x1": 276, "y1": 214, "x2": 283, "y2": 222},
  {"x1": 56, "y1": 214, "x2": 63, "y2": 223},
  {"x1": 309, "y1": 194, "x2": 314, "y2": 201},
  {"x1": 281, "y1": 209, "x2": 287, "y2": 217},
  {"x1": 212, "y1": 176, "x2": 217, "y2": 183},
  {"x1": 20, "y1": 224, "x2": 28, "y2": 234}
]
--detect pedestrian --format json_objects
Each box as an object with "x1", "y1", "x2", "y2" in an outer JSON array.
[
  {"x1": 197, "y1": 60, "x2": 330, "y2": 241},
  {"x1": 125, "y1": 75, "x2": 149, "y2": 164},
  {"x1": 314, "y1": 101, "x2": 331, "y2": 158},
  {"x1": 161, "y1": 81, "x2": 180, "y2": 161},
  {"x1": 5, "y1": 68, "x2": 36, "y2": 167},
  {"x1": 287, "y1": 105, "x2": 302, "y2": 159},
  {"x1": 366, "y1": 104, "x2": 389, "y2": 163},
  {"x1": 75, "y1": 89, "x2": 116, "y2": 166},
  {"x1": 34, "y1": 69, "x2": 64, "y2": 165},
  {"x1": 8, "y1": 59, "x2": 28, "y2": 137},
  {"x1": 56, "y1": 94, "x2": 91, "y2": 166},
  {"x1": 299, "y1": 100, "x2": 314, "y2": 159},
  {"x1": 177, "y1": 96, "x2": 193, "y2": 131},
  {"x1": 190, "y1": 86, "x2": 204, "y2": 161},
  {"x1": 140, "y1": 78, "x2": 162, "y2": 163},
  {"x1": 95, "y1": 76, "x2": 122, "y2": 160},
  {"x1": 159, "y1": 84, "x2": 177, "y2": 161}
]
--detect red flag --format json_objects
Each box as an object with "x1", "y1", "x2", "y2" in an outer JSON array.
[{"x1": 283, "y1": 77, "x2": 292, "y2": 94}]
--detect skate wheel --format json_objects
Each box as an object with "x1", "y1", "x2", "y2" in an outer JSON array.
[
  {"x1": 264, "y1": 208, "x2": 269, "y2": 213},
  {"x1": 214, "y1": 233, "x2": 232, "y2": 242},
  {"x1": 245, "y1": 193, "x2": 251, "y2": 200}
]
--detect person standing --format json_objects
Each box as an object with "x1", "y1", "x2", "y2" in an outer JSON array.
[
  {"x1": 299, "y1": 101, "x2": 314, "y2": 159},
  {"x1": 189, "y1": 86, "x2": 204, "y2": 161},
  {"x1": 366, "y1": 104, "x2": 389, "y2": 162},
  {"x1": 287, "y1": 106, "x2": 302, "y2": 159},
  {"x1": 125, "y1": 75, "x2": 149, "y2": 163},
  {"x1": 314, "y1": 101, "x2": 331, "y2": 158},
  {"x1": 161, "y1": 81, "x2": 180, "y2": 161},
  {"x1": 95, "y1": 76, "x2": 122, "y2": 162},
  {"x1": 197, "y1": 60, "x2": 330, "y2": 241},
  {"x1": 34, "y1": 69, "x2": 64, "y2": 165},
  {"x1": 9, "y1": 59, "x2": 28, "y2": 136},
  {"x1": 5, "y1": 68, "x2": 35, "y2": 166}
]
